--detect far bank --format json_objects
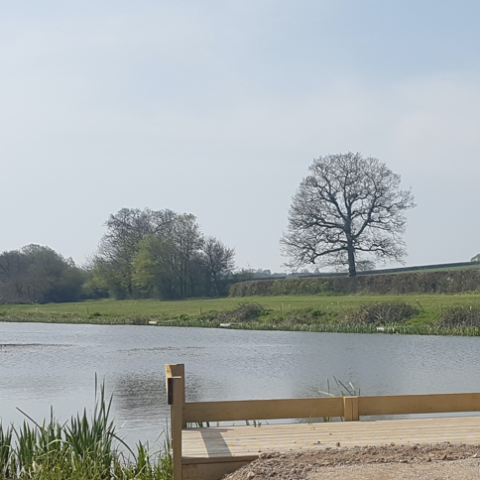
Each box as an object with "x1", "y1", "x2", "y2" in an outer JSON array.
[{"x1": 2, "y1": 292, "x2": 480, "y2": 335}]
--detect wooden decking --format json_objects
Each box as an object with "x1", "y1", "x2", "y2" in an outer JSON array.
[
  {"x1": 166, "y1": 364, "x2": 480, "y2": 480},
  {"x1": 183, "y1": 416, "x2": 480, "y2": 458}
]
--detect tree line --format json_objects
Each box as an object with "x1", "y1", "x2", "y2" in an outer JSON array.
[
  {"x1": 0, "y1": 244, "x2": 86, "y2": 303},
  {"x1": 0, "y1": 208, "x2": 244, "y2": 304},
  {"x1": 1, "y1": 152, "x2": 420, "y2": 303}
]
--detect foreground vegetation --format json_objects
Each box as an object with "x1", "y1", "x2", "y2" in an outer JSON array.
[
  {"x1": 0, "y1": 384, "x2": 171, "y2": 480},
  {"x1": 2, "y1": 293, "x2": 480, "y2": 335}
]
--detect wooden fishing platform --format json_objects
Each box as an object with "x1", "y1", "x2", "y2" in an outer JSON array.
[{"x1": 166, "y1": 364, "x2": 480, "y2": 480}]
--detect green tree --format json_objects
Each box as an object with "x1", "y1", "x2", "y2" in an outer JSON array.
[
  {"x1": 95, "y1": 207, "x2": 236, "y2": 299},
  {"x1": 170, "y1": 214, "x2": 204, "y2": 298},
  {"x1": 0, "y1": 245, "x2": 84, "y2": 303},
  {"x1": 94, "y1": 208, "x2": 176, "y2": 298},
  {"x1": 132, "y1": 235, "x2": 179, "y2": 299}
]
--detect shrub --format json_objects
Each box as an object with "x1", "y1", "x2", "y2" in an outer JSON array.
[
  {"x1": 341, "y1": 302, "x2": 419, "y2": 326},
  {"x1": 214, "y1": 302, "x2": 267, "y2": 323},
  {"x1": 229, "y1": 280, "x2": 275, "y2": 297},
  {"x1": 439, "y1": 305, "x2": 480, "y2": 327},
  {"x1": 132, "y1": 316, "x2": 150, "y2": 325},
  {"x1": 229, "y1": 269, "x2": 480, "y2": 297}
]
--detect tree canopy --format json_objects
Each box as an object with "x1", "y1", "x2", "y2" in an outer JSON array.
[
  {"x1": 91, "y1": 208, "x2": 235, "y2": 299},
  {"x1": 281, "y1": 152, "x2": 415, "y2": 277},
  {"x1": 0, "y1": 245, "x2": 85, "y2": 303}
]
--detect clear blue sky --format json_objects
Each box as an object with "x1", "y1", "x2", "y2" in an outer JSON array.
[{"x1": 1, "y1": 1, "x2": 480, "y2": 271}]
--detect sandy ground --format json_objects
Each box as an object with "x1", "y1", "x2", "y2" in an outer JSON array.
[{"x1": 223, "y1": 443, "x2": 480, "y2": 480}]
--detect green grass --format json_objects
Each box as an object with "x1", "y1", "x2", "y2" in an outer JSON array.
[
  {"x1": 1, "y1": 293, "x2": 478, "y2": 318},
  {"x1": 2, "y1": 293, "x2": 480, "y2": 335}
]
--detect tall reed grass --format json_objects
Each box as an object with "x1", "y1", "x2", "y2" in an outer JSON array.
[{"x1": 0, "y1": 382, "x2": 172, "y2": 480}]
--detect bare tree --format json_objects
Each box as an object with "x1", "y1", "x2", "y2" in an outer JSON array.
[
  {"x1": 200, "y1": 237, "x2": 235, "y2": 295},
  {"x1": 281, "y1": 152, "x2": 415, "y2": 277}
]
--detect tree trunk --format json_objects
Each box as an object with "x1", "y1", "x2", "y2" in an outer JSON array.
[{"x1": 347, "y1": 243, "x2": 356, "y2": 277}]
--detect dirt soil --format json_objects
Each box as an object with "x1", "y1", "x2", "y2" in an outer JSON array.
[{"x1": 223, "y1": 443, "x2": 480, "y2": 480}]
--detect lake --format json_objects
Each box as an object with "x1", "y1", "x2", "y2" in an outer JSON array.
[{"x1": 1, "y1": 321, "x2": 479, "y2": 448}]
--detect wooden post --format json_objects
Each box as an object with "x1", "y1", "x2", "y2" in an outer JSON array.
[
  {"x1": 165, "y1": 364, "x2": 185, "y2": 401},
  {"x1": 168, "y1": 376, "x2": 184, "y2": 480},
  {"x1": 165, "y1": 364, "x2": 186, "y2": 427},
  {"x1": 343, "y1": 396, "x2": 359, "y2": 421},
  {"x1": 166, "y1": 365, "x2": 186, "y2": 480}
]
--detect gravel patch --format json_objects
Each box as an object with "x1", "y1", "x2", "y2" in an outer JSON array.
[{"x1": 223, "y1": 443, "x2": 480, "y2": 480}]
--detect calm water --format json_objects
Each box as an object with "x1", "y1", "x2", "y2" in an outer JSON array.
[{"x1": 1, "y1": 322, "x2": 480, "y2": 448}]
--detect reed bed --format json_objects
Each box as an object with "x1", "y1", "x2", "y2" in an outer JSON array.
[{"x1": 0, "y1": 383, "x2": 172, "y2": 480}]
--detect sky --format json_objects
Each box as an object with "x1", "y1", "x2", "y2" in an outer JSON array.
[{"x1": 1, "y1": 0, "x2": 480, "y2": 272}]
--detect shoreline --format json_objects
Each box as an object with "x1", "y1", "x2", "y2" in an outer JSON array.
[
  {"x1": 2, "y1": 293, "x2": 480, "y2": 336},
  {"x1": 2, "y1": 315, "x2": 480, "y2": 336}
]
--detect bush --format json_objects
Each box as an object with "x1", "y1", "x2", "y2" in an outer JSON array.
[
  {"x1": 341, "y1": 302, "x2": 419, "y2": 326},
  {"x1": 212, "y1": 302, "x2": 267, "y2": 323},
  {"x1": 439, "y1": 305, "x2": 480, "y2": 327},
  {"x1": 132, "y1": 316, "x2": 150, "y2": 325},
  {"x1": 229, "y1": 269, "x2": 480, "y2": 297},
  {"x1": 229, "y1": 280, "x2": 275, "y2": 297}
]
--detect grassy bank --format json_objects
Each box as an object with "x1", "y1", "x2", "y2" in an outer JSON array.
[{"x1": 2, "y1": 293, "x2": 480, "y2": 335}]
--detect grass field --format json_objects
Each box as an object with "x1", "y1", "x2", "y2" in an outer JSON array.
[{"x1": 2, "y1": 293, "x2": 480, "y2": 335}]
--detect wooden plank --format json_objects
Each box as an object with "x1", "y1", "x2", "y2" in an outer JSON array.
[
  {"x1": 359, "y1": 393, "x2": 480, "y2": 416},
  {"x1": 343, "y1": 396, "x2": 359, "y2": 421},
  {"x1": 182, "y1": 456, "x2": 258, "y2": 465},
  {"x1": 184, "y1": 392, "x2": 480, "y2": 424},
  {"x1": 184, "y1": 397, "x2": 343, "y2": 423},
  {"x1": 170, "y1": 377, "x2": 184, "y2": 480},
  {"x1": 182, "y1": 459, "x2": 254, "y2": 480},
  {"x1": 182, "y1": 416, "x2": 480, "y2": 459}
]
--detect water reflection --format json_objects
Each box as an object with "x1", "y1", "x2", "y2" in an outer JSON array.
[{"x1": 114, "y1": 373, "x2": 166, "y2": 414}]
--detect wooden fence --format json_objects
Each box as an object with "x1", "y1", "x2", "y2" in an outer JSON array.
[{"x1": 165, "y1": 364, "x2": 480, "y2": 480}]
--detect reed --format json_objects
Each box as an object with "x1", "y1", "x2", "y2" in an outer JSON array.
[
  {"x1": 0, "y1": 384, "x2": 172, "y2": 480},
  {"x1": 0, "y1": 423, "x2": 14, "y2": 479},
  {"x1": 318, "y1": 376, "x2": 361, "y2": 422}
]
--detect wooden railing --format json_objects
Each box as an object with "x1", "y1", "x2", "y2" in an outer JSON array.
[{"x1": 165, "y1": 363, "x2": 480, "y2": 480}]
